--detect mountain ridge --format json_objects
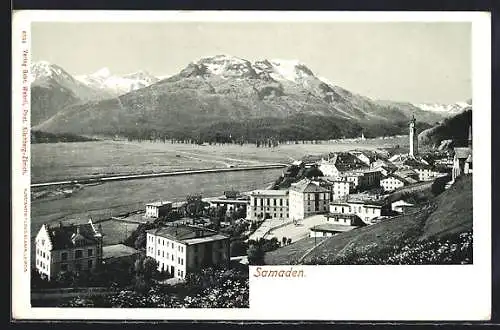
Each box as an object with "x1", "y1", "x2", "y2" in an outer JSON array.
[{"x1": 32, "y1": 55, "x2": 454, "y2": 141}]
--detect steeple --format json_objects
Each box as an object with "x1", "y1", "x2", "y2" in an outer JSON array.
[{"x1": 409, "y1": 115, "x2": 418, "y2": 158}]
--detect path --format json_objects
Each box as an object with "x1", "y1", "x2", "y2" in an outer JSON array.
[
  {"x1": 31, "y1": 163, "x2": 287, "y2": 187},
  {"x1": 266, "y1": 214, "x2": 329, "y2": 243}
]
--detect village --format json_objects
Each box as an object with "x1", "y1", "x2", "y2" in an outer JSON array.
[{"x1": 31, "y1": 115, "x2": 473, "y2": 305}]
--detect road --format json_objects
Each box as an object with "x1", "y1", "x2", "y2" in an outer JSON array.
[
  {"x1": 31, "y1": 163, "x2": 288, "y2": 187},
  {"x1": 266, "y1": 214, "x2": 329, "y2": 243}
]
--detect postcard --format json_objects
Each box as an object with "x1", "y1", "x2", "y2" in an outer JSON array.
[{"x1": 11, "y1": 10, "x2": 491, "y2": 321}]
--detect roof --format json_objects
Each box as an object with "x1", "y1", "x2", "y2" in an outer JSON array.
[
  {"x1": 310, "y1": 223, "x2": 358, "y2": 233},
  {"x1": 183, "y1": 234, "x2": 229, "y2": 245},
  {"x1": 103, "y1": 244, "x2": 139, "y2": 259},
  {"x1": 403, "y1": 158, "x2": 431, "y2": 170},
  {"x1": 146, "y1": 201, "x2": 172, "y2": 207},
  {"x1": 146, "y1": 225, "x2": 228, "y2": 243},
  {"x1": 45, "y1": 222, "x2": 101, "y2": 250},
  {"x1": 249, "y1": 189, "x2": 288, "y2": 196},
  {"x1": 382, "y1": 173, "x2": 408, "y2": 183},
  {"x1": 290, "y1": 179, "x2": 330, "y2": 193},
  {"x1": 209, "y1": 199, "x2": 249, "y2": 204},
  {"x1": 391, "y1": 200, "x2": 414, "y2": 207},
  {"x1": 454, "y1": 147, "x2": 472, "y2": 159},
  {"x1": 328, "y1": 152, "x2": 370, "y2": 172}
]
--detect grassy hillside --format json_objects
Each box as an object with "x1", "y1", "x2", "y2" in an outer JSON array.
[{"x1": 265, "y1": 175, "x2": 472, "y2": 265}]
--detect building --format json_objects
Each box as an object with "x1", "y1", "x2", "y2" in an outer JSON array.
[
  {"x1": 288, "y1": 179, "x2": 331, "y2": 221},
  {"x1": 318, "y1": 152, "x2": 370, "y2": 178},
  {"x1": 35, "y1": 220, "x2": 103, "y2": 281},
  {"x1": 145, "y1": 201, "x2": 173, "y2": 218},
  {"x1": 248, "y1": 189, "x2": 289, "y2": 221},
  {"x1": 329, "y1": 197, "x2": 386, "y2": 224},
  {"x1": 349, "y1": 150, "x2": 378, "y2": 166},
  {"x1": 380, "y1": 174, "x2": 410, "y2": 192},
  {"x1": 146, "y1": 225, "x2": 230, "y2": 279},
  {"x1": 312, "y1": 177, "x2": 352, "y2": 202},
  {"x1": 208, "y1": 195, "x2": 249, "y2": 218},
  {"x1": 391, "y1": 200, "x2": 415, "y2": 213},
  {"x1": 309, "y1": 223, "x2": 358, "y2": 238},
  {"x1": 451, "y1": 125, "x2": 473, "y2": 182},
  {"x1": 340, "y1": 169, "x2": 382, "y2": 191},
  {"x1": 452, "y1": 147, "x2": 472, "y2": 182},
  {"x1": 409, "y1": 115, "x2": 419, "y2": 157}
]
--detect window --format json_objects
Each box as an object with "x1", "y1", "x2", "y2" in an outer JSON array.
[
  {"x1": 158, "y1": 250, "x2": 160, "y2": 256},
  {"x1": 194, "y1": 245, "x2": 198, "y2": 253},
  {"x1": 42, "y1": 252, "x2": 45, "y2": 258},
  {"x1": 158, "y1": 238, "x2": 160, "y2": 244},
  {"x1": 75, "y1": 263, "x2": 82, "y2": 271},
  {"x1": 88, "y1": 260, "x2": 93, "y2": 269},
  {"x1": 162, "y1": 240, "x2": 165, "y2": 246},
  {"x1": 162, "y1": 251, "x2": 165, "y2": 257},
  {"x1": 75, "y1": 250, "x2": 82, "y2": 259},
  {"x1": 88, "y1": 249, "x2": 93, "y2": 257}
]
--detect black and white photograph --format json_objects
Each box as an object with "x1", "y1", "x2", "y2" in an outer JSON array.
[{"x1": 11, "y1": 10, "x2": 491, "y2": 320}]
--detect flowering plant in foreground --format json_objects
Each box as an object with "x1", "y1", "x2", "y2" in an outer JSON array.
[{"x1": 60, "y1": 268, "x2": 249, "y2": 308}]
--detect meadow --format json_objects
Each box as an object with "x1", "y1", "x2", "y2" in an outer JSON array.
[{"x1": 31, "y1": 137, "x2": 407, "y2": 183}]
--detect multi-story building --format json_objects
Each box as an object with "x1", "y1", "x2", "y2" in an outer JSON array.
[
  {"x1": 288, "y1": 179, "x2": 331, "y2": 221},
  {"x1": 247, "y1": 190, "x2": 289, "y2": 221},
  {"x1": 145, "y1": 201, "x2": 173, "y2": 218},
  {"x1": 329, "y1": 197, "x2": 386, "y2": 224},
  {"x1": 380, "y1": 174, "x2": 409, "y2": 192},
  {"x1": 146, "y1": 225, "x2": 230, "y2": 279},
  {"x1": 35, "y1": 220, "x2": 103, "y2": 281},
  {"x1": 340, "y1": 169, "x2": 381, "y2": 191},
  {"x1": 312, "y1": 177, "x2": 352, "y2": 202}
]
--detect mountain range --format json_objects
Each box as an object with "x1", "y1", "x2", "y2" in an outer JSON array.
[{"x1": 30, "y1": 55, "x2": 469, "y2": 141}]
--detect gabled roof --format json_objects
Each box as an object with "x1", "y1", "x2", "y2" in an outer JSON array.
[
  {"x1": 291, "y1": 179, "x2": 330, "y2": 193},
  {"x1": 45, "y1": 221, "x2": 101, "y2": 250},
  {"x1": 382, "y1": 173, "x2": 409, "y2": 184}
]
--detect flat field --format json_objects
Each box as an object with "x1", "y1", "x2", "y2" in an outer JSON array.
[{"x1": 31, "y1": 137, "x2": 407, "y2": 183}]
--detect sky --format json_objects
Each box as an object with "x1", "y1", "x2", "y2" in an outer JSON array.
[{"x1": 31, "y1": 21, "x2": 471, "y2": 104}]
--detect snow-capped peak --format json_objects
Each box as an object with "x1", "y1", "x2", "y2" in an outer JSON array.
[
  {"x1": 414, "y1": 100, "x2": 472, "y2": 115},
  {"x1": 92, "y1": 67, "x2": 112, "y2": 78},
  {"x1": 30, "y1": 61, "x2": 75, "y2": 84},
  {"x1": 75, "y1": 68, "x2": 160, "y2": 96}
]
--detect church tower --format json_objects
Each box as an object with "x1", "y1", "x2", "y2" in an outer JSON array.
[{"x1": 409, "y1": 115, "x2": 418, "y2": 157}]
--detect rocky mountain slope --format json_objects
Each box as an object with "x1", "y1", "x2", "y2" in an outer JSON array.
[
  {"x1": 419, "y1": 109, "x2": 472, "y2": 148},
  {"x1": 33, "y1": 55, "x2": 446, "y2": 140},
  {"x1": 30, "y1": 61, "x2": 113, "y2": 125}
]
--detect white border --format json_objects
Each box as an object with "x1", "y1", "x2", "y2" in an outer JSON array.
[{"x1": 11, "y1": 10, "x2": 491, "y2": 321}]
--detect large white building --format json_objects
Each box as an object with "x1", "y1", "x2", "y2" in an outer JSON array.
[
  {"x1": 288, "y1": 179, "x2": 331, "y2": 221},
  {"x1": 35, "y1": 220, "x2": 103, "y2": 281},
  {"x1": 146, "y1": 225, "x2": 230, "y2": 279},
  {"x1": 248, "y1": 189, "x2": 289, "y2": 221}
]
